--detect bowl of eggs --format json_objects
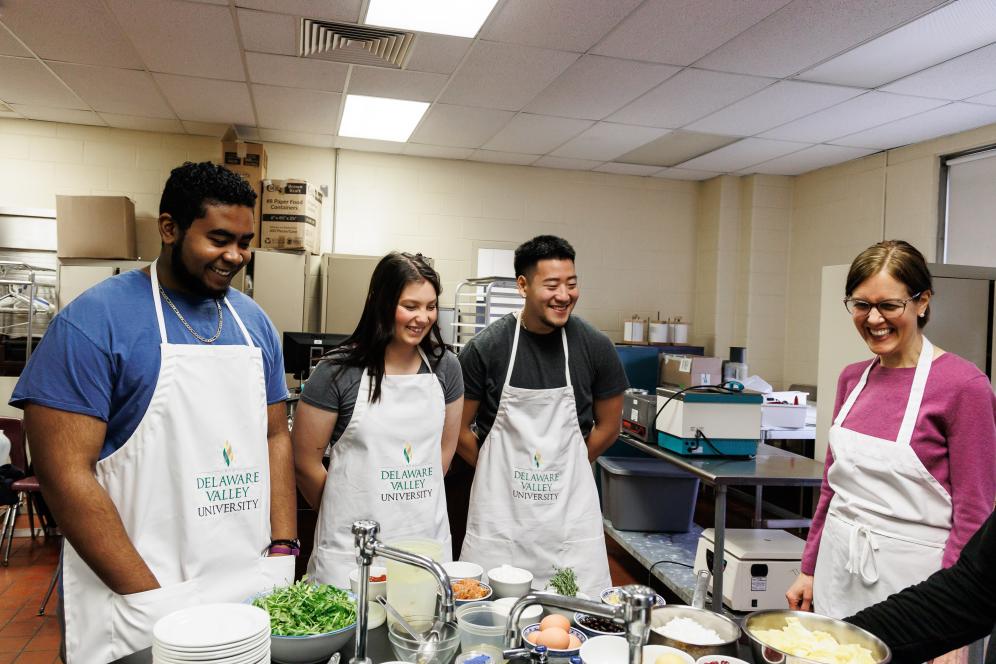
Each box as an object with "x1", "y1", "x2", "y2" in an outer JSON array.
[{"x1": 521, "y1": 614, "x2": 586, "y2": 658}]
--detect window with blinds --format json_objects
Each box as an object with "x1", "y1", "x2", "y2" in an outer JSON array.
[{"x1": 943, "y1": 148, "x2": 996, "y2": 268}]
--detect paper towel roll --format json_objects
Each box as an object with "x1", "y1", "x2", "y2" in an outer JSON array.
[
  {"x1": 649, "y1": 322, "x2": 670, "y2": 343},
  {"x1": 624, "y1": 321, "x2": 635, "y2": 342},
  {"x1": 671, "y1": 323, "x2": 689, "y2": 344}
]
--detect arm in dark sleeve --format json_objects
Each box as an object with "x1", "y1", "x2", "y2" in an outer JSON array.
[
  {"x1": 846, "y1": 513, "x2": 996, "y2": 664},
  {"x1": 590, "y1": 331, "x2": 628, "y2": 399},
  {"x1": 458, "y1": 339, "x2": 486, "y2": 401}
]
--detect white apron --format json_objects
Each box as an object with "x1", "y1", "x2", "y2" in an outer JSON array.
[
  {"x1": 460, "y1": 312, "x2": 611, "y2": 598},
  {"x1": 813, "y1": 337, "x2": 952, "y2": 619},
  {"x1": 307, "y1": 348, "x2": 451, "y2": 588},
  {"x1": 61, "y1": 261, "x2": 293, "y2": 664}
]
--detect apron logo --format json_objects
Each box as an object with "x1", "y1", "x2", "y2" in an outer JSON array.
[
  {"x1": 223, "y1": 441, "x2": 235, "y2": 467},
  {"x1": 403, "y1": 442, "x2": 413, "y2": 464},
  {"x1": 533, "y1": 451, "x2": 542, "y2": 468}
]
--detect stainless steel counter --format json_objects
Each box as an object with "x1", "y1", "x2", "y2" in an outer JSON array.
[{"x1": 614, "y1": 433, "x2": 825, "y2": 613}]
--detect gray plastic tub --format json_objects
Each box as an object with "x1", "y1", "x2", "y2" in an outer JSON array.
[{"x1": 597, "y1": 456, "x2": 699, "y2": 532}]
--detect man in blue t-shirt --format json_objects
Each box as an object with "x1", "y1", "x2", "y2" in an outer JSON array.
[{"x1": 12, "y1": 162, "x2": 298, "y2": 663}]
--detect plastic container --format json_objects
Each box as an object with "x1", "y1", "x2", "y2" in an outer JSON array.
[
  {"x1": 455, "y1": 601, "x2": 507, "y2": 655},
  {"x1": 597, "y1": 457, "x2": 700, "y2": 532},
  {"x1": 385, "y1": 538, "x2": 443, "y2": 628}
]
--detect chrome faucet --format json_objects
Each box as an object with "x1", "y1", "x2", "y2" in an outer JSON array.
[
  {"x1": 504, "y1": 585, "x2": 658, "y2": 664},
  {"x1": 349, "y1": 520, "x2": 455, "y2": 664}
]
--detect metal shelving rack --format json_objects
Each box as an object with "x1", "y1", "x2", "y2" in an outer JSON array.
[
  {"x1": 0, "y1": 262, "x2": 56, "y2": 362},
  {"x1": 451, "y1": 276, "x2": 523, "y2": 352}
]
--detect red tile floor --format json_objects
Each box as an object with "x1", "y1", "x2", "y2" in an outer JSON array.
[{"x1": 0, "y1": 513, "x2": 61, "y2": 664}]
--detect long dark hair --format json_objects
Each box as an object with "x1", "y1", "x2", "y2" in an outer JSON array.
[{"x1": 330, "y1": 252, "x2": 445, "y2": 403}]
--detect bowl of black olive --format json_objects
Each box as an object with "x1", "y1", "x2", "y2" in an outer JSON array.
[{"x1": 574, "y1": 612, "x2": 626, "y2": 637}]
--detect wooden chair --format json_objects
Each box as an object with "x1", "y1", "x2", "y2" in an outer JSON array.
[{"x1": 0, "y1": 416, "x2": 52, "y2": 565}]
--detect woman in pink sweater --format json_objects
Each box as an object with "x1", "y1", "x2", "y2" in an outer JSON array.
[{"x1": 786, "y1": 240, "x2": 996, "y2": 622}]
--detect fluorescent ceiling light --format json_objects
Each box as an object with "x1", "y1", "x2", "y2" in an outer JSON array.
[
  {"x1": 365, "y1": 0, "x2": 499, "y2": 38},
  {"x1": 338, "y1": 95, "x2": 430, "y2": 142}
]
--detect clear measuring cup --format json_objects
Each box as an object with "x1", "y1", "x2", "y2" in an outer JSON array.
[{"x1": 384, "y1": 537, "x2": 443, "y2": 628}]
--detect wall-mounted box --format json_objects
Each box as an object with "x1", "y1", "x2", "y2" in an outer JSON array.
[{"x1": 56, "y1": 196, "x2": 136, "y2": 260}]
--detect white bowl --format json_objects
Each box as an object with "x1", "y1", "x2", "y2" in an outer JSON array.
[
  {"x1": 521, "y1": 623, "x2": 587, "y2": 658},
  {"x1": 271, "y1": 624, "x2": 356, "y2": 664},
  {"x1": 493, "y1": 597, "x2": 542, "y2": 630},
  {"x1": 349, "y1": 565, "x2": 387, "y2": 600},
  {"x1": 600, "y1": 586, "x2": 666, "y2": 608},
  {"x1": 695, "y1": 656, "x2": 752, "y2": 664},
  {"x1": 444, "y1": 561, "x2": 484, "y2": 581},
  {"x1": 486, "y1": 565, "x2": 534, "y2": 599},
  {"x1": 579, "y1": 635, "x2": 695, "y2": 664}
]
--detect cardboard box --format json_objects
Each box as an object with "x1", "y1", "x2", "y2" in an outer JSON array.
[
  {"x1": 659, "y1": 354, "x2": 724, "y2": 388},
  {"x1": 221, "y1": 127, "x2": 267, "y2": 248},
  {"x1": 260, "y1": 179, "x2": 322, "y2": 254},
  {"x1": 135, "y1": 217, "x2": 162, "y2": 261},
  {"x1": 56, "y1": 195, "x2": 136, "y2": 259}
]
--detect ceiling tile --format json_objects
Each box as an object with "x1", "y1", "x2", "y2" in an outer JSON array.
[
  {"x1": 0, "y1": 57, "x2": 86, "y2": 109},
  {"x1": 410, "y1": 103, "x2": 515, "y2": 148},
  {"x1": 593, "y1": 0, "x2": 792, "y2": 66},
  {"x1": 403, "y1": 144, "x2": 474, "y2": 160},
  {"x1": 798, "y1": 0, "x2": 996, "y2": 88},
  {"x1": 10, "y1": 105, "x2": 105, "y2": 126},
  {"x1": 469, "y1": 150, "x2": 538, "y2": 165},
  {"x1": 405, "y1": 34, "x2": 473, "y2": 75},
  {"x1": 49, "y1": 63, "x2": 175, "y2": 119},
  {"x1": 881, "y1": 42, "x2": 996, "y2": 101},
  {"x1": 678, "y1": 137, "x2": 810, "y2": 172},
  {"x1": 616, "y1": 131, "x2": 738, "y2": 167},
  {"x1": 695, "y1": 0, "x2": 948, "y2": 78},
  {"x1": 155, "y1": 74, "x2": 255, "y2": 125},
  {"x1": 253, "y1": 84, "x2": 340, "y2": 134},
  {"x1": 652, "y1": 167, "x2": 721, "y2": 181},
  {"x1": 967, "y1": 89, "x2": 996, "y2": 106},
  {"x1": 523, "y1": 55, "x2": 679, "y2": 121},
  {"x1": 607, "y1": 68, "x2": 772, "y2": 128},
  {"x1": 749, "y1": 144, "x2": 877, "y2": 175},
  {"x1": 246, "y1": 52, "x2": 348, "y2": 92},
  {"x1": 347, "y1": 67, "x2": 448, "y2": 102},
  {"x1": 238, "y1": 9, "x2": 298, "y2": 57},
  {"x1": 107, "y1": 0, "x2": 245, "y2": 80},
  {"x1": 336, "y1": 136, "x2": 405, "y2": 154},
  {"x1": 483, "y1": 114, "x2": 593, "y2": 154},
  {"x1": 760, "y1": 91, "x2": 947, "y2": 143},
  {"x1": 685, "y1": 80, "x2": 863, "y2": 137},
  {"x1": 235, "y1": 0, "x2": 362, "y2": 22},
  {"x1": 438, "y1": 41, "x2": 578, "y2": 111},
  {"x1": 831, "y1": 102, "x2": 996, "y2": 150},
  {"x1": 100, "y1": 113, "x2": 184, "y2": 134},
  {"x1": 0, "y1": 0, "x2": 142, "y2": 68},
  {"x1": 0, "y1": 23, "x2": 30, "y2": 57},
  {"x1": 551, "y1": 122, "x2": 670, "y2": 161},
  {"x1": 482, "y1": 0, "x2": 643, "y2": 52},
  {"x1": 594, "y1": 162, "x2": 662, "y2": 176},
  {"x1": 532, "y1": 155, "x2": 603, "y2": 171},
  {"x1": 258, "y1": 128, "x2": 335, "y2": 148},
  {"x1": 182, "y1": 121, "x2": 230, "y2": 137}
]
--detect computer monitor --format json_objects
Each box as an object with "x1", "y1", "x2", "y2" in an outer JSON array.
[{"x1": 283, "y1": 332, "x2": 349, "y2": 380}]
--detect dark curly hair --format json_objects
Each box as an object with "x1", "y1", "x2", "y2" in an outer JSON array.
[
  {"x1": 159, "y1": 161, "x2": 257, "y2": 230},
  {"x1": 514, "y1": 235, "x2": 576, "y2": 278}
]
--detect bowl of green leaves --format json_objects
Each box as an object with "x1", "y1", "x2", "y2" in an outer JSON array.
[
  {"x1": 545, "y1": 566, "x2": 589, "y2": 624},
  {"x1": 251, "y1": 579, "x2": 357, "y2": 664}
]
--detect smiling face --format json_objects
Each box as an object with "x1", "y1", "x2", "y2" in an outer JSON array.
[
  {"x1": 517, "y1": 258, "x2": 579, "y2": 333},
  {"x1": 850, "y1": 269, "x2": 930, "y2": 367},
  {"x1": 394, "y1": 279, "x2": 438, "y2": 347},
  {"x1": 165, "y1": 203, "x2": 254, "y2": 298}
]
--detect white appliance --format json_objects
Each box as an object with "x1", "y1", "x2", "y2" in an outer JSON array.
[
  {"x1": 251, "y1": 249, "x2": 322, "y2": 335},
  {"x1": 694, "y1": 528, "x2": 804, "y2": 611}
]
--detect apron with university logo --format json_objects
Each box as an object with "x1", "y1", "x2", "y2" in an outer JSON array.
[
  {"x1": 460, "y1": 312, "x2": 611, "y2": 598},
  {"x1": 61, "y1": 260, "x2": 293, "y2": 663}
]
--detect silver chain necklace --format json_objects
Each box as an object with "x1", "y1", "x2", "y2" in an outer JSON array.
[{"x1": 158, "y1": 285, "x2": 223, "y2": 344}]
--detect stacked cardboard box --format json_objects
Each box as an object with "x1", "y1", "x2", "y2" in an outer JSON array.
[
  {"x1": 221, "y1": 127, "x2": 267, "y2": 248},
  {"x1": 260, "y1": 179, "x2": 322, "y2": 254},
  {"x1": 55, "y1": 195, "x2": 136, "y2": 259}
]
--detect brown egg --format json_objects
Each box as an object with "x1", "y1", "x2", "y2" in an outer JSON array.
[
  {"x1": 540, "y1": 614, "x2": 571, "y2": 632},
  {"x1": 539, "y1": 627, "x2": 570, "y2": 650},
  {"x1": 568, "y1": 635, "x2": 582, "y2": 649},
  {"x1": 525, "y1": 631, "x2": 540, "y2": 645}
]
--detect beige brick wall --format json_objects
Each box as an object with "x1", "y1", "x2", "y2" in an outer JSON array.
[{"x1": 333, "y1": 150, "x2": 700, "y2": 340}]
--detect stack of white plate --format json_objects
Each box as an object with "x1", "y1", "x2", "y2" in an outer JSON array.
[{"x1": 152, "y1": 603, "x2": 271, "y2": 664}]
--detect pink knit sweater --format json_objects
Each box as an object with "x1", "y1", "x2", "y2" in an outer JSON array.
[{"x1": 801, "y1": 352, "x2": 996, "y2": 575}]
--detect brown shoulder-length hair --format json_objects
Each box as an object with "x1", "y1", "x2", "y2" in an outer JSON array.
[{"x1": 845, "y1": 240, "x2": 932, "y2": 328}]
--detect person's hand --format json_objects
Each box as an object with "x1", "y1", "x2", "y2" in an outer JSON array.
[{"x1": 786, "y1": 573, "x2": 814, "y2": 611}]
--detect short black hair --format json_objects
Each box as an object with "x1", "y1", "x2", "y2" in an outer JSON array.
[
  {"x1": 159, "y1": 161, "x2": 257, "y2": 230},
  {"x1": 514, "y1": 235, "x2": 576, "y2": 278}
]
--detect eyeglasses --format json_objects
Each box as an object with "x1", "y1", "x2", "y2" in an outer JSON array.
[{"x1": 843, "y1": 292, "x2": 921, "y2": 319}]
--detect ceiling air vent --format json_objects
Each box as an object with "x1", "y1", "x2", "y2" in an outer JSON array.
[{"x1": 299, "y1": 19, "x2": 415, "y2": 69}]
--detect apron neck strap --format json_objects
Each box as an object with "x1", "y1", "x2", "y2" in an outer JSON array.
[
  {"x1": 505, "y1": 310, "x2": 571, "y2": 389},
  {"x1": 417, "y1": 346, "x2": 433, "y2": 374}
]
